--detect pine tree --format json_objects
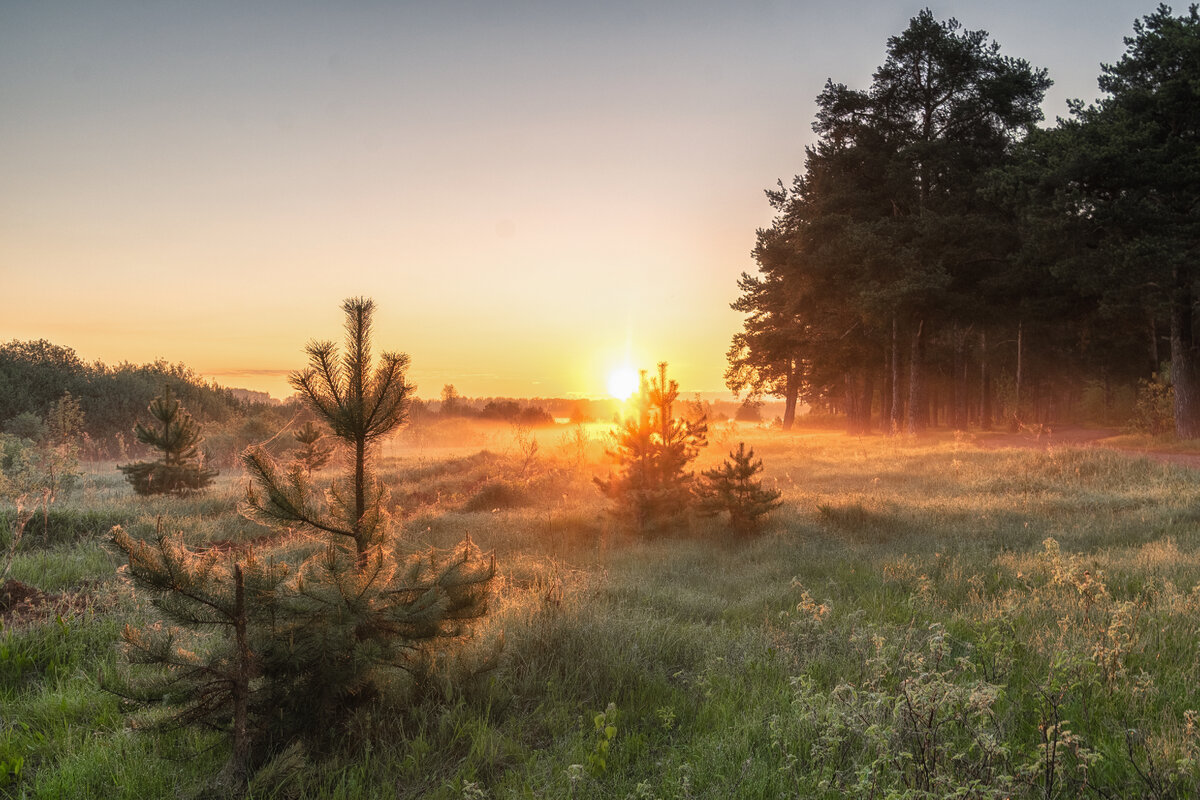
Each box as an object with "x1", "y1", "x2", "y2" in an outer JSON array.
[
  {"x1": 107, "y1": 526, "x2": 289, "y2": 795},
  {"x1": 289, "y1": 420, "x2": 333, "y2": 477},
  {"x1": 119, "y1": 386, "x2": 218, "y2": 495},
  {"x1": 595, "y1": 362, "x2": 707, "y2": 530},
  {"x1": 109, "y1": 299, "x2": 498, "y2": 789},
  {"x1": 694, "y1": 442, "x2": 782, "y2": 534},
  {"x1": 238, "y1": 297, "x2": 497, "y2": 745}
]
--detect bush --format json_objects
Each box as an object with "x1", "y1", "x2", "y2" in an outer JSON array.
[
  {"x1": 694, "y1": 442, "x2": 782, "y2": 533},
  {"x1": 462, "y1": 479, "x2": 530, "y2": 512},
  {"x1": 109, "y1": 298, "x2": 500, "y2": 793},
  {"x1": 118, "y1": 388, "x2": 217, "y2": 496},
  {"x1": 1129, "y1": 371, "x2": 1174, "y2": 435},
  {"x1": 595, "y1": 363, "x2": 707, "y2": 531}
]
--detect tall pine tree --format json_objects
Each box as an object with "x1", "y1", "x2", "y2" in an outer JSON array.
[{"x1": 1013, "y1": 5, "x2": 1200, "y2": 436}]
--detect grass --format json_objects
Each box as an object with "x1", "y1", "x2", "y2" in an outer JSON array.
[{"x1": 3, "y1": 425, "x2": 1200, "y2": 797}]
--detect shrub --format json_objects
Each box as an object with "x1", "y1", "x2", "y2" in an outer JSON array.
[
  {"x1": 1130, "y1": 371, "x2": 1175, "y2": 436},
  {"x1": 289, "y1": 420, "x2": 333, "y2": 476},
  {"x1": 118, "y1": 387, "x2": 218, "y2": 495},
  {"x1": 462, "y1": 479, "x2": 529, "y2": 512},
  {"x1": 694, "y1": 442, "x2": 782, "y2": 533},
  {"x1": 594, "y1": 363, "x2": 707, "y2": 531}
]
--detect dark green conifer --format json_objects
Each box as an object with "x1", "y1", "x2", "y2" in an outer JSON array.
[
  {"x1": 119, "y1": 386, "x2": 218, "y2": 495},
  {"x1": 239, "y1": 297, "x2": 497, "y2": 743},
  {"x1": 695, "y1": 442, "x2": 782, "y2": 534},
  {"x1": 595, "y1": 362, "x2": 707, "y2": 530},
  {"x1": 107, "y1": 525, "x2": 289, "y2": 795},
  {"x1": 109, "y1": 298, "x2": 498, "y2": 791}
]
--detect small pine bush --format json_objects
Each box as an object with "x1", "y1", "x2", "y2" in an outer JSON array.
[
  {"x1": 694, "y1": 442, "x2": 781, "y2": 533},
  {"x1": 106, "y1": 526, "x2": 289, "y2": 794},
  {"x1": 595, "y1": 363, "x2": 706, "y2": 531},
  {"x1": 119, "y1": 387, "x2": 218, "y2": 495}
]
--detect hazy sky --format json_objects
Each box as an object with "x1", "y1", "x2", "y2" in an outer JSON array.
[{"x1": 0, "y1": 0, "x2": 1155, "y2": 399}]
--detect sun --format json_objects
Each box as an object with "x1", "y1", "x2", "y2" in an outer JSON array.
[{"x1": 607, "y1": 366, "x2": 640, "y2": 400}]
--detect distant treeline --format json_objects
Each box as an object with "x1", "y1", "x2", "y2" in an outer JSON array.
[
  {"x1": 2, "y1": 341, "x2": 773, "y2": 466},
  {"x1": 426, "y1": 386, "x2": 769, "y2": 426},
  {"x1": 0, "y1": 339, "x2": 294, "y2": 463}
]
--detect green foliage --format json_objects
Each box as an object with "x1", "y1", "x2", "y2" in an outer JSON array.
[
  {"x1": 106, "y1": 526, "x2": 288, "y2": 793},
  {"x1": 1, "y1": 397, "x2": 82, "y2": 504},
  {"x1": 290, "y1": 420, "x2": 334, "y2": 476},
  {"x1": 694, "y1": 442, "x2": 782, "y2": 534},
  {"x1": 109, "y1": 519, "x2": 497, "y2": 793},
  {"x1": 595, "y1": 363, "x2": 707, "y2": 531},
  {"x1": 198, "y1": 297, "x2": 496, "y2": 781},
  {"x1": 735, "y1": 9, "x2": 1052, "y2": 435},
  {"x1": 1, "y1": 397, "x2": 84, "y2": 580},
  {"x1": 4, "y1": 412, "x2": 46, "y2": 442},
  {"x1": 119, "y1": 387, "x2": 218, "y2": 496},
  {"x1": 0, "y1": 339, "x2": 249, "y2": 458},
  {"x1": 1131, "y1": 371, "x2": 1176, "y2": 436},
  {"x1": 0, "y1": 340, "x2": 87, "y2": 425},
  {"x1": 585, "y1": 702, "x2": 619, "y2": 777},
  {"x1": 245, "y1": 297, "x2": 415, "y2": 562},
  {"x1": 1009, "y1": 5, "x2": 1200, "y2": 437}
]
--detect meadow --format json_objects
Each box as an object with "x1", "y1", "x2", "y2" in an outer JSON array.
[{"x1": 3, "y1": 421, "x2": 1200, "y2": 798}]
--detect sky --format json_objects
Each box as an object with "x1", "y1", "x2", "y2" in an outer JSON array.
[{"x1": 0, "y1": 0, "x2": 1158, "y2": 400}]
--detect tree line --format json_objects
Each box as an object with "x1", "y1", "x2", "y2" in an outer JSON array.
[
  {"x1": 728, "y1": 6, "x2": 1200, "y2": 437},
  {"x1": 0, "y1": 339, "x2": 272, "y2": 459}
]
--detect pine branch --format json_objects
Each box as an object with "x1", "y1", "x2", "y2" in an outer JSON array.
[{"x1": 240, "y1": 448, "x2": 355, "y2": 541}]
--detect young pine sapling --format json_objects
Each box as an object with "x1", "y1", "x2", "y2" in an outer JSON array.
[
  {"x1": 119, "y1": 386, "x2": 218, "y2": 495},
  {"x1": 595, "y1": 362, "x2": 707, "y2": 530},
  {"x1": 694, "y1": 441, "x2": 782, "y2": 534}
]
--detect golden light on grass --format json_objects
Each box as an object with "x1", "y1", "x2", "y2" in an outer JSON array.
[{"x1": 607, "y1": 366, "x2": 640, "y2": 400}]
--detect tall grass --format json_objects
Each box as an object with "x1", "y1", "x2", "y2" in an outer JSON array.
[{"x1": 4, "y1": 428, "x2": 1200, "y2": 797}]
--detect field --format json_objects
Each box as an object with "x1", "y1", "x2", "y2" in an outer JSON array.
[{"x1": 4, "y1": 422, "x2": 1200, "y2": 798}]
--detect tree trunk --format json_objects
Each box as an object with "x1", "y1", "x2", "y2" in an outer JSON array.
[
  {"x1": 860, "y1": 371, "x2": 874, "y2": 434},
  {"x1": 1170, "y1": 270, "x2": 1200, "y2": 438},
  {"x1": 980, "y1": 331, "x2": 992, "y2": 431},
  {"x1": 845, "y1": 369, "x2": 874, "y2": 435},
  {"x1": 782, "y1": 358, "x2": 800, "y2": 431},
  {"x1": 952, "y1": 328, "x2": 968, "y2": 431},
  {"x1": 220, "y1": 564, "x2": 251, "y2": 794},
  {"x1": 845, "y1": 372, "x2": 860, "y2": 434},
  {"x1": 1148, "y1": 305, "x2": 1160, "y2": 372},
  {"x1": 890, "y1": 316, "x2": 903, "y2": 435},
  {"x1": 1013, "y1": 321, "x2": 1024, "y2": 430},
  {"x1": 882, "y1": 342, "x2": 893, "y2": 428},
  {"x1": 354, "y1": 436, "x2": 367, "y2": 567},
  {"x1": 907, "y1": 318, "x2": 926, "y2": 434}
]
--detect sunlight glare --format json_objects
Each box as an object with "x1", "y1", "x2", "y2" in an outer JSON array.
[{"x1": 607, "y1": 366, "x2": 639, "y2": 400}]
